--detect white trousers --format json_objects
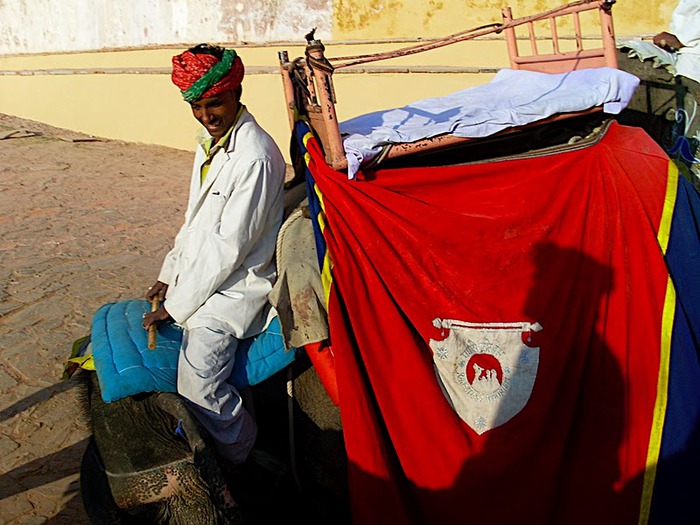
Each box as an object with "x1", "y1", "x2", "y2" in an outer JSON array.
[{"x1": 177, "y1": 326, "x2": 257, "y2": 464}]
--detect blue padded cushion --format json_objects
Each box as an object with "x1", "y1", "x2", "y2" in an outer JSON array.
[{"x1": 91, "y1": 300, "x2": 296, "y2": 403}]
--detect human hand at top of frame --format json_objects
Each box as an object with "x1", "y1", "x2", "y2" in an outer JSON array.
[{"x1": 653, "y1": 31, "x2": 684, "y2": 52}]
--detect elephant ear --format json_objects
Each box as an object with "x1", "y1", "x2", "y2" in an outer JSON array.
[{"x1": 87, "y1": 374, "x2": 191, "y2": 477}]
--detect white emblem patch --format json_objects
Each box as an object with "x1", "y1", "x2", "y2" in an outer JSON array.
[{"x1": 429, "y1": 319, "x2": 542, "y2": 435}]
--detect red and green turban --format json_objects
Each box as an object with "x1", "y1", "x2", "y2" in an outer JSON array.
[{"x1": 171, "y1": 48, "x2": 245, "y2": 103}]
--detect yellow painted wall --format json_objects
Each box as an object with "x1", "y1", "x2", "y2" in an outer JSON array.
[
  {"x1": 0, "y1": 39, "x2": 505, "y2": 160},
  {"x1": 0, "y1": 0, "x2": 679, "y2": 163},
  {"x1": 0, "y1": 46, "x2": 308, "y2": 156},
  {"x1": 333, "y1": 0, "x2": 678, "y2": 39}
]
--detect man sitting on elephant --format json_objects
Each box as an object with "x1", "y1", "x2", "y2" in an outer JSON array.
[{"x1": 142, "y1": 43, "x2": 286, "y2": 465}]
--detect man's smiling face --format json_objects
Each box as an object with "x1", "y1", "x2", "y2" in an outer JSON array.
[{"x1": 190, "y1": 89, "x2": 239, "y2": 141}]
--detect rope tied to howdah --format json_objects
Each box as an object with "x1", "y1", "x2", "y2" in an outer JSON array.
[
  {"x1": 171, "y1": 47, "x2": 245, "y2": 102},
  {"x1": 325, "y1": 0, "x2": 612, "y2": 69}
]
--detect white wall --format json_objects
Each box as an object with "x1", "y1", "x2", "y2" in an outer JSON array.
[{"x1": 0, "y1": 0, "x2": 333, "y2": 55}]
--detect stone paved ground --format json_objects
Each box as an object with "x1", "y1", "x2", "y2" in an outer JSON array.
[{"x1": 0, "y1": 113, "x2": 193, "y2": 524}]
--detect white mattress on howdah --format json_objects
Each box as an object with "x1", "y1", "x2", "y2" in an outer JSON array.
[{"x1": 339, "y1": 67, "x2": 640, "y2": 178}]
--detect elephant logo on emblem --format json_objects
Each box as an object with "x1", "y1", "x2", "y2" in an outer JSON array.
[{"x1": 430, "y1": 319, "x2": 542, "y2": 435}]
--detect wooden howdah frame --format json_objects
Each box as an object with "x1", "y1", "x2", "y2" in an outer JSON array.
[{"x1": 278, "y1": 0, "x2": 619, "y2": 172}]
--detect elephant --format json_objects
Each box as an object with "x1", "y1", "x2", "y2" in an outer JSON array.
[
  {"x1": 77, "y1": 348, "x2": 349, "y2": 525},
  {"x1": 75, "y1": 113, "x2": 624, "y2": 524}
]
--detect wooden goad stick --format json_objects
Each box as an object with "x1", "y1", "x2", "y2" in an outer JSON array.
[{"x1": 148, "y1": 297, "x2": 159, "y2": 350}]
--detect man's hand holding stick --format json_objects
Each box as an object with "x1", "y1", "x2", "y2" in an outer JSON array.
[{"x1": 143, "y1": 281, "x2": 171, "y2": 350}]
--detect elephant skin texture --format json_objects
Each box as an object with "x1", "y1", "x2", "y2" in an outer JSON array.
[{"x1": 77, "y1": 351, "x2": 350, "y2": 525}]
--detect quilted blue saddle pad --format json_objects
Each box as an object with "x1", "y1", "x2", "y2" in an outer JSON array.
[{"x1": 91, "y1": 299, "x2": 296, "y2": 403}]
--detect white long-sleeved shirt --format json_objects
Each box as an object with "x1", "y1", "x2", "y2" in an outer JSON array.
[
  {"x1": 158, "y1": 107, "x2": 286, "y2": 338},
  {"x1": 670, "y1": 0, "x2": 700, "y2": 83}
]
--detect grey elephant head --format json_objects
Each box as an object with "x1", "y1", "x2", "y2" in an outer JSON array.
[{"x1": 77, "y1": 353, "x2": 349, "y2": 525}]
